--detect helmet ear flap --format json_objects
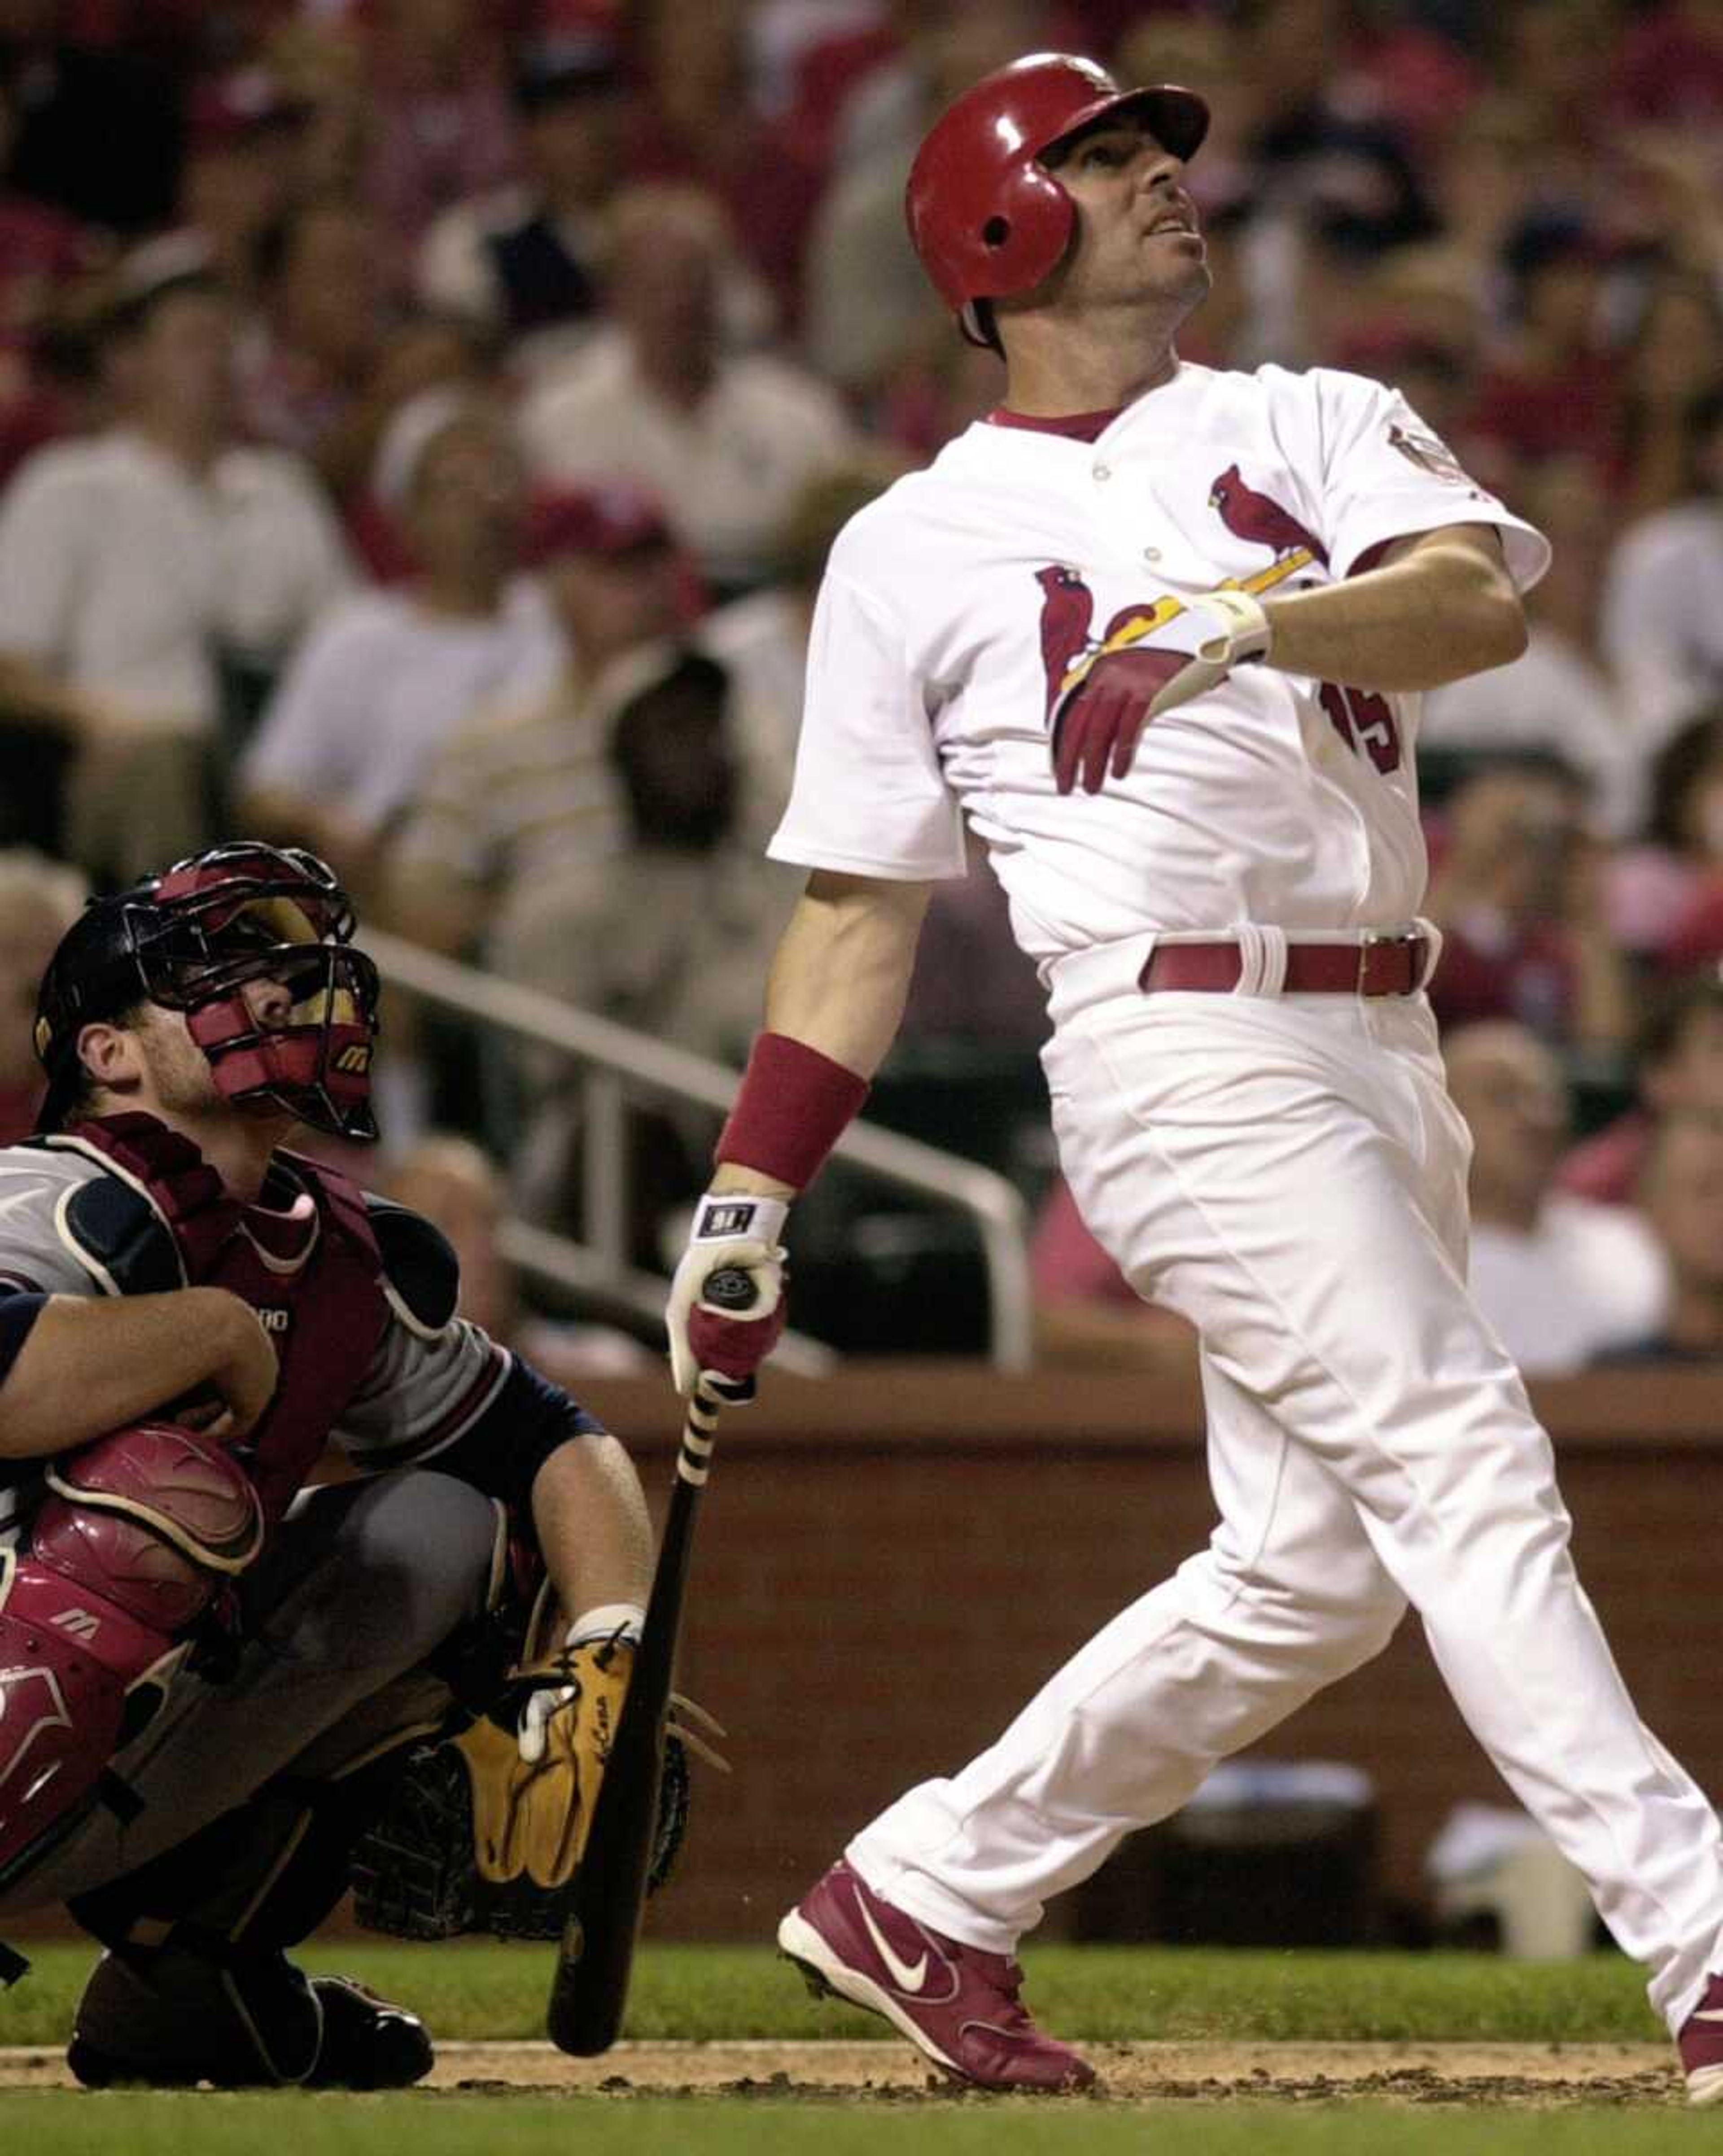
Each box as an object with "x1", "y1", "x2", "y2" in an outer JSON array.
[
  {"x1": 971, "y1": 157, "x2": 1076, "y2": 305},
  {"x1": 908, "y1": 111, "x2": 1078, "y2": 329}
]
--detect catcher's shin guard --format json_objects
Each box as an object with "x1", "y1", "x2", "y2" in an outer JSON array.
[
  {"x1": 0, "y1": 1422, "x2": 262, "y2": 1892},
  {"x1": 66, "y1": 1733, "x2": 441, "y2": 2087},
  {"x1": 69, "y1": 1728, "x2": 438, "y2": 1959}
]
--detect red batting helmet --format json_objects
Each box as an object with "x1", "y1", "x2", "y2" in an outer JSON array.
[{"x1": 906, "y1": 52, "x2": 1210, "y2": 348}]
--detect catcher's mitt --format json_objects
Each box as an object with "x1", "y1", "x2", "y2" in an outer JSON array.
[
  {"x1": 351, "y1": 1587, "x2": 726, "y2": 1942},
  {"x1": 464, "y1": 1626, "x2": 634, "y2": 1892},
  {"x1": 350, "y1": 1726, "x2": 692, "y2": 1942}
]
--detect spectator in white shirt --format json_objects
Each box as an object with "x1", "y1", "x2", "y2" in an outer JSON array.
[
  {"x1": 238, "y1": 385, "x2": 563, "y2": 899},
  {"x1": 0, "y1": 234, "x2": 352, "y2": 881},
  {"x1": 1424, "y1": 458, "x2": 1640, "y2": 834},
  {"x1": 1602, "y1": 388, "x2": 1723, "y2": 759},
  {"x1": 520, "y1": 184, "x2": 857, "y2": 597},
  {"x1": 381, "y1": 480, "x2": 686, "y2": 959},
  {"x1": 1445, "y1": 1020, "x2": 1667, "y2": 1376}
]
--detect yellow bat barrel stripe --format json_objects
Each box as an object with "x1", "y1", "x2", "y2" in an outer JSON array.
[{"x1": 1056, "y1": 547, "x2": 1314, "y2": 699}]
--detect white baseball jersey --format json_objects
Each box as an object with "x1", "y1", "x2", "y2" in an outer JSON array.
[{"x1": 769, "y1": 362, "x2": 1548, "y2": 967}]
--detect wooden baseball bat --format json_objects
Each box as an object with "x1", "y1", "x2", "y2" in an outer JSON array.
[{"x1": 545, "y1": 1269, "x2": 754, "y2": 2054}]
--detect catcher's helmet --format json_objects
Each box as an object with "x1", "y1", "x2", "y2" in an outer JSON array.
[
  {"x1": 906, "y1": 52, "x2": 1209, "y2": 348},
  {"x1": 33, "y1": 841, "x2": 381, "y2": 1141}
]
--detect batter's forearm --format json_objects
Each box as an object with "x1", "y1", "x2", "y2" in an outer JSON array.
[
  {"x1": 710, "y1": 870, "x2": 931, "y2": 1201},
  {"x1": 763, "y1": 872, "x2": 931, "y2": 1074},
  {"x1": 1262, "y1": 528, "x2": 1526, "y2": 690}
]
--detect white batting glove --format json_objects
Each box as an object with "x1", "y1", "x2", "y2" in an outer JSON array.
[
  {"x1": 665, "y1": 1192, "x2": 789, "y2": 1399},
  {"x1": 1147, "y1": 588, "x2": 1273, "y2": 716}
]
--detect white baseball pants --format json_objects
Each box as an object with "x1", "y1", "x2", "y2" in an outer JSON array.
[{"x1": 848, "y1": 971, "x2": 1723, "y2": 2031}]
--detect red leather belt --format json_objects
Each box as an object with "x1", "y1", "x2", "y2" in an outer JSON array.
[{"x1": 1138, "y1": 934, "x2": 1429, "y2": 998}]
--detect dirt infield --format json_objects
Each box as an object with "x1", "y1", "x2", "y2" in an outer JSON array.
[{"x1": 0, "y1": 2039, "x2": 1679, "y2": 2104}]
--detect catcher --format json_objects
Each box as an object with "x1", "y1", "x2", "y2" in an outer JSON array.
[{"x1": 0, "y1": 842, "x2": 685, "y2": 2087}]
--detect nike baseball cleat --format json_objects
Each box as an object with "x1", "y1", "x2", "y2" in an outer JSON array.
[
  {"x1": 1679, "y1": 1972, "x2": 1723, "y2": 2104},
  {"x1": 777, "y1": 1859, "x2": 1095, "y2": 2091}
]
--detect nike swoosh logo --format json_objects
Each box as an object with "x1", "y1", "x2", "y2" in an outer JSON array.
[
  {"x1": 1694, "y1": 2009, "x2": 1723, "y2": 2023},
  {"x1": 857, "y1": 1896, "x2": 929, "y2": 1995}
]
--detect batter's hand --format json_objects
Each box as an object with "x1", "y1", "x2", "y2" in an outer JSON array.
[
  {"x1": 665, "y1": 1192, "x2": 789, "y2": 1398},
  {"x1": 1051, "y1": 589, "x2": 1272, "y2": 794}
]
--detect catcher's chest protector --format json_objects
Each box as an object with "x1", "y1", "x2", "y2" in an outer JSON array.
[{"x1": 55, "y1": 1115, "x2": 389, "y2": 1524}]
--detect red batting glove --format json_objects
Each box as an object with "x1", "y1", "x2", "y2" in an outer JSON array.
[
  {"x1": 686, "y1": 1284, "x2": 785, "y2": 1396},
  {"x1": 1051, "y1": 646, "x2": 1191, "y2": 794}
]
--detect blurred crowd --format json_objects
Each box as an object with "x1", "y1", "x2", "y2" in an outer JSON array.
[{"x1": 0, "y1": 0, "x2": 1721, "y2": 1364}]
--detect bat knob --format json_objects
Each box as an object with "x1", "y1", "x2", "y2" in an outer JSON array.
[{"x1": 702, "y1": 1266, "x2": 756, "y2": 1312}]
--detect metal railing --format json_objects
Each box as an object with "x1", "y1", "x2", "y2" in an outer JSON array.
[{"x1": 365, "y1": 930, "x2": 1035, "y2": 1370}]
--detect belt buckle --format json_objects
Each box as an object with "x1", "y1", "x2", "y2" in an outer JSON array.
[{"x1": 1357, "y1": 931, "x2": 1412, "y2": 997}]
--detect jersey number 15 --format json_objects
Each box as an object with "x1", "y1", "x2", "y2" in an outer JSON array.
[{"x1": 1319, "y1": 682, "x2": 1402, "y2": 775}]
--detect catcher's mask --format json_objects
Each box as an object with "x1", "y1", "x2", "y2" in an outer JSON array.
[{"x1": 33, "y1": 842, "x2": 380, "y2": 1141}]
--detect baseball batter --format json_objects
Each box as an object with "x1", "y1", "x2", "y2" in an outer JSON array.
[
  {"x1": 0, "y1": 843, "x2": 668, "y2": 2087},
  {"x1": 664, "y1": 53, "x2": 1723, "y2": 2100}
]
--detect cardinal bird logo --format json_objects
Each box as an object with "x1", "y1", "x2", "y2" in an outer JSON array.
[
  {"x1": 1207, "y1": 466, "x2": 1329, "y2": 567},
  {"x1": 1035, "y1": 566, "x2": 1094, "y2": 719},
  {"x1": 1031, "y1": 469, "x2": 1328, "y2": 723}
]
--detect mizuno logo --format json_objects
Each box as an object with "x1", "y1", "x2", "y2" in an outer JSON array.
[
  {"x1": 857, "y1": 1896, "x2": 929, "y2": 1994},
  {"x1": 50, "y1": 1609, "x2": 100, "y2": 1642}
]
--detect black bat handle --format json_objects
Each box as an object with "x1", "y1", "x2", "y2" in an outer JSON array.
[{"x1": 701, "y1": 1265, "x2": 757, "y2": 1311}]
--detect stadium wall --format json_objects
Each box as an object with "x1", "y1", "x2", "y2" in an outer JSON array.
[{"x1": 603, "y1": 1364, "x2": 1723, "y2": 1942}]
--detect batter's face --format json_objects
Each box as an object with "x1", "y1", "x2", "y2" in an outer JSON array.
[{"x1": 1039, "y1": 119, "x2": 1209, "y2": 323}]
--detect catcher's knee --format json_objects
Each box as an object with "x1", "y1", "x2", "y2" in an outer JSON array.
[
  {"x1": 0, "y1": 1421, "x2": 264, "y2": 1893},
  {"x1": 330, "y1": 1472, "x2": 505, "y2": 1665}
]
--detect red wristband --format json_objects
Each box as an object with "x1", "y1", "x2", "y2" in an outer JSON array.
[{"x1": 715, "y1": 1032, "x2": 870, "y2": 1191}]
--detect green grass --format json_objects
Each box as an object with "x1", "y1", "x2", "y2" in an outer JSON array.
[
  {"x1": 0, "y1": 1940, "x2": 1665, "y2": 2048},
  {"x1": 0, "y1": 1942, "x2": 1688, "y2": 2152},
  {"x1": 0, "y1": 2099, "x2": 1713, "y2": 2156}
]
